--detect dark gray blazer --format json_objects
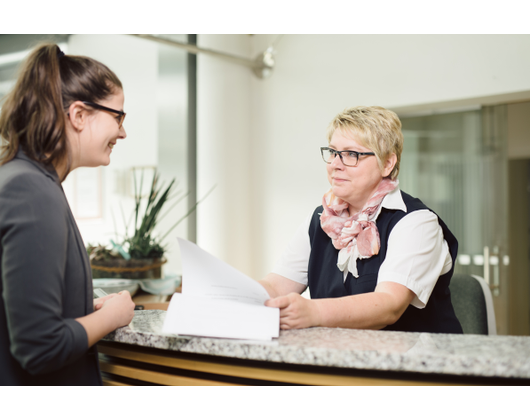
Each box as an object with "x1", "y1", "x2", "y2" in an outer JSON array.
[{"x1": 0, "y1": 149, "x2": 101, "y2": 385}]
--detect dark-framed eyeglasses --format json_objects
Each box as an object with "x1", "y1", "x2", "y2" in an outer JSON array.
[
  {"x1": 82, "y1": 101, "x2": 126, "y2": 128},
  {"x1": 320, "y1": 147, "x2": 375, "y2": 167}
]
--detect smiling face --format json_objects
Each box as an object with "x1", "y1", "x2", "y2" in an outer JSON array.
[
  {"x1": 73, "y1": 89, "x2": 126, "y2": 168},
  {"x1": 326, "y1": 128, "x2": 395, "y2": 214},
  {"x1": 81, "y1": 89, "x2": 126, "y2": 167}
]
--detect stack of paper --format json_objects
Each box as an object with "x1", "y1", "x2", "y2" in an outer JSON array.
[{"x1": 162, "y1": 238, "x2": 279, "y2": 341}]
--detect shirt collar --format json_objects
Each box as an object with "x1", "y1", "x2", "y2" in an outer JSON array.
[
  {"x1": 370, "y1": 187, "x2": 407, "y2": 221},
  {"x1": 381, "y1": 187, "x2": 407, "y2": 212}
]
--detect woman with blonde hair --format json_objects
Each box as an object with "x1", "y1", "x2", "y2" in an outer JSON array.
[
  {"x1": 0, "y1": 43, "x2": 135, "y2": 385},
  {"x1": 261, "y1": 106, "x2": 463, "y2": 334}
]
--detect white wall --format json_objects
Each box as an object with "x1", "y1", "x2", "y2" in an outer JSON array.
[
  {"x1": 196, "y1": 34, "x2": 530, "y2": 279},
  {"x1": 196, "y1": 35, "x2": 253, "y2": 276}
]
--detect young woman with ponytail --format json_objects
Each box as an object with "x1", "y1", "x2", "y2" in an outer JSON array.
[{"x1": 0, "y1": 43, "x2": 135, "y2": 385}]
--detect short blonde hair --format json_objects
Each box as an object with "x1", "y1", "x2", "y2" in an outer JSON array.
[{"x1": 326, "y1": 106, "x2": 403, "y2": 180}]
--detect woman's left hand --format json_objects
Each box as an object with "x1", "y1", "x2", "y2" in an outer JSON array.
[
  {"x1": 93, "y1": 293, "x2": 118, "y2": 311},
  {"x1": 265, "y1": 293, "x2": 321, "y2": 330}
]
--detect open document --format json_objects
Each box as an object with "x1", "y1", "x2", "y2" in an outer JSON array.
[{"x1": 162, "y1": 238, "x2": 280, "y2": 341}]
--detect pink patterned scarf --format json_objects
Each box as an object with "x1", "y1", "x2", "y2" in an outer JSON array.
[{"x1": 320, "y1": 178, "x2": 399, "y2": 278}]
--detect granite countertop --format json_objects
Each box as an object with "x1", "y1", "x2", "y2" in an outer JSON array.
[{"x1": 103, "y1": 310, "x2": 530, "y2": 379}]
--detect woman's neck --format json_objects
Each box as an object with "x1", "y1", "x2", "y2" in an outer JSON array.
[
  {"x1": 346, "y1": 189, "x2": 377, "y2": 215},
  {"x1": 345, "y1": 178, "x2": 393, "y2": 216},
  {"x1": 52, "y1": 156, "x2": 75, "y2": 182}
]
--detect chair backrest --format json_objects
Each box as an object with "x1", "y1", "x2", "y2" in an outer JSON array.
[{"x1": 448, "y1": 274, "x2": 497, "y2": 335}]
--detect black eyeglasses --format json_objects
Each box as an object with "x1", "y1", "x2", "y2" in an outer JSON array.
[
  {"x1": 320, "y1": 147, "x2": 375, "y2": 167},
  {"x1": 82, "y1": 101, "x2": 126, "y2": 128}
]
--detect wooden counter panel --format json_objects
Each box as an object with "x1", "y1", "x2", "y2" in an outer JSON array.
[
  {"x1": 99, "y1": 360, "x2": 238, "y2": 386},
  {"x1": 98, "y1": 342, "x2": 469, "y2": 386}
]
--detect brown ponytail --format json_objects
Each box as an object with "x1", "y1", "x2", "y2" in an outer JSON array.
[{"x1": 0, "y1": 43, "x2": 122, "y2": 177}]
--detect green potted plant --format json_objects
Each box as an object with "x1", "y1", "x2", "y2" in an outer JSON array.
[{"x1": 89, "y1": 169, "x2": 206, "y2": 280}]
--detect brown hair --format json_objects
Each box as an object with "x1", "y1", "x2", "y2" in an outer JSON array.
[
  {"x1": 0, "y1": 43, "x2": 122, "y2": 178},
  {"x1": 326, "y1": 106, "x2": 404, "y2": 180}
]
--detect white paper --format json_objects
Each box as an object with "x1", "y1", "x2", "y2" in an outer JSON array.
[
  {"x1": 163, "y1": 294, "x2": 279, "y2": 340},
  {"x1": 162, "y1": 238, "x2": 279, "y2": 341},
  {"x1": 178, "y1": 238, "x2": 270, "y2": 306}
]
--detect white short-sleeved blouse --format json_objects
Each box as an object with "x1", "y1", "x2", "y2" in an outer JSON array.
[{"x1": 272, "y1": 188, "x2": 452, "y2": 309}]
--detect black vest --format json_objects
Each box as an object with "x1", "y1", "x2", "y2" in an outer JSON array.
[{"x1": 308, "y1": 191, "x2": 463, "y2": 334}]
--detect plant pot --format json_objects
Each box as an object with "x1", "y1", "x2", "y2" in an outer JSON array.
[{"x1": 90, "y1": 258, "x2": 167, "y2": 280}]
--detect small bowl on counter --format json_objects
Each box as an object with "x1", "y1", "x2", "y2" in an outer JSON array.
[
  {"x1": 139, "y1": 274, "x2": 181, "y2": 295},
  {"x1": 92, "y1": 279, "x2": 139, "y2": 297}
]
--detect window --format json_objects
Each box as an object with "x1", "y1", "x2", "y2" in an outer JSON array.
[{"x1": 0, "y1": 34, "x2": 195, "y2": 277}]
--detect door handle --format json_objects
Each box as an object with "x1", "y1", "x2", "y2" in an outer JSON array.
[
  {"x1": 470, "y1": 247, "x2": 501, "y2": 297},
  {"x1": 483, "y1": 246, "x2": 490, "y2": 288},
  {"x1": 483, "y1": 246, "x2": 500, "y2": 297}
]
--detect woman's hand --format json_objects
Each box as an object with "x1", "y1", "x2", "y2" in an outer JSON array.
[
  {"x1": 265, "y1": 282, "x2": 415, "y2": 331},
  {"x1": 77, "y1": 290, "x2": 135, "y2": 347},
  {"x1": 93, "y1": 293, "x2": 118, "y2": 311},
  {"x1": 265, "y1": 293, "x2": 321, "y2": 330},
  {"x1": 100, "y1": 290, "x2": 135, "y2": 329}
]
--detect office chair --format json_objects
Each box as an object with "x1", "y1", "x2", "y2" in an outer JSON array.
[{"x1": 449, "y1": 274, "x2": 497, "y2": 335}]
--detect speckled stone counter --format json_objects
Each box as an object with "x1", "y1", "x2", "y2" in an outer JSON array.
[{"x1": 100, "y1": 310, "x2": 530, "y2": 383}]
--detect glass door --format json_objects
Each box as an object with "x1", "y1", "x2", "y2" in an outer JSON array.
[{"x1": 400, "y1": 106, "x2": 509, "y2": 334}]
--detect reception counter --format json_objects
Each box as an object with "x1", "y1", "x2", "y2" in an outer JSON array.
[{"x1": 98, "y1": 310, "x2": 530, "y2": 385}]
